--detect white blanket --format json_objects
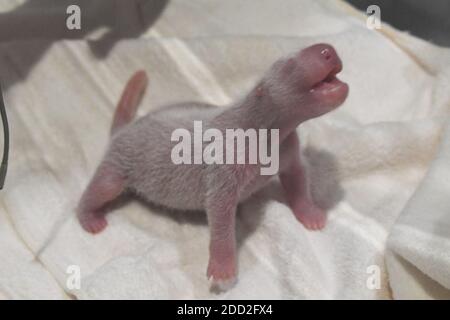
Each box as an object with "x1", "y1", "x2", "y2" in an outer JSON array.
[{"x1": 1, "y1": 0, "x2": 449, "y2": 299}]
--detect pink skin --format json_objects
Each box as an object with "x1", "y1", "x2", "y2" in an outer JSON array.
[
  {"x1": 77, "y1": 44, "x2": 348, "y2": 290},
  {"x1": 280, "y1": 132, "x2": 327, "y2": 230},
  {"x1": 77, "y1": 71, "x2": 147, "y2": 233},
  {"x1": 77, "y1": 163, "x2": 124, "y2": 233}
]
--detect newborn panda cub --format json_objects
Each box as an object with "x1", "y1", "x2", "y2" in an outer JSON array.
[{"x1": 77, "y1": 44, "x2": 349, "y2": 290}]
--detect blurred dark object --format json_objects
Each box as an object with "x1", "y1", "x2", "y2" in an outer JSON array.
[
  {"x1": 0, "y1": 0, "x2": 168, "y2": 51},
  {"x1": 0, "y1": 83, "x2": 8, "y2": 190},
  {"x1": 0, "y1": 0, "x2": 168, "y2": 90},
  {"x1": 345, "y1": 0, "x2": 450, "y2": 47}
]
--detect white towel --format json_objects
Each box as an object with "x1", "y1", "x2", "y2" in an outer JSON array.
[{"x1": 0, "y1": 0, "x2": 449, "y2": 299}]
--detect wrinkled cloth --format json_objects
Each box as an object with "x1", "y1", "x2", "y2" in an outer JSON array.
[{"x1": 0, "y1": 0, "x2": 449, "y2": 299}]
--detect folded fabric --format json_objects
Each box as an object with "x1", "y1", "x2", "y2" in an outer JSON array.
[{"x1": 0, "y1": 0, "x2": 449, "y2": 299}]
